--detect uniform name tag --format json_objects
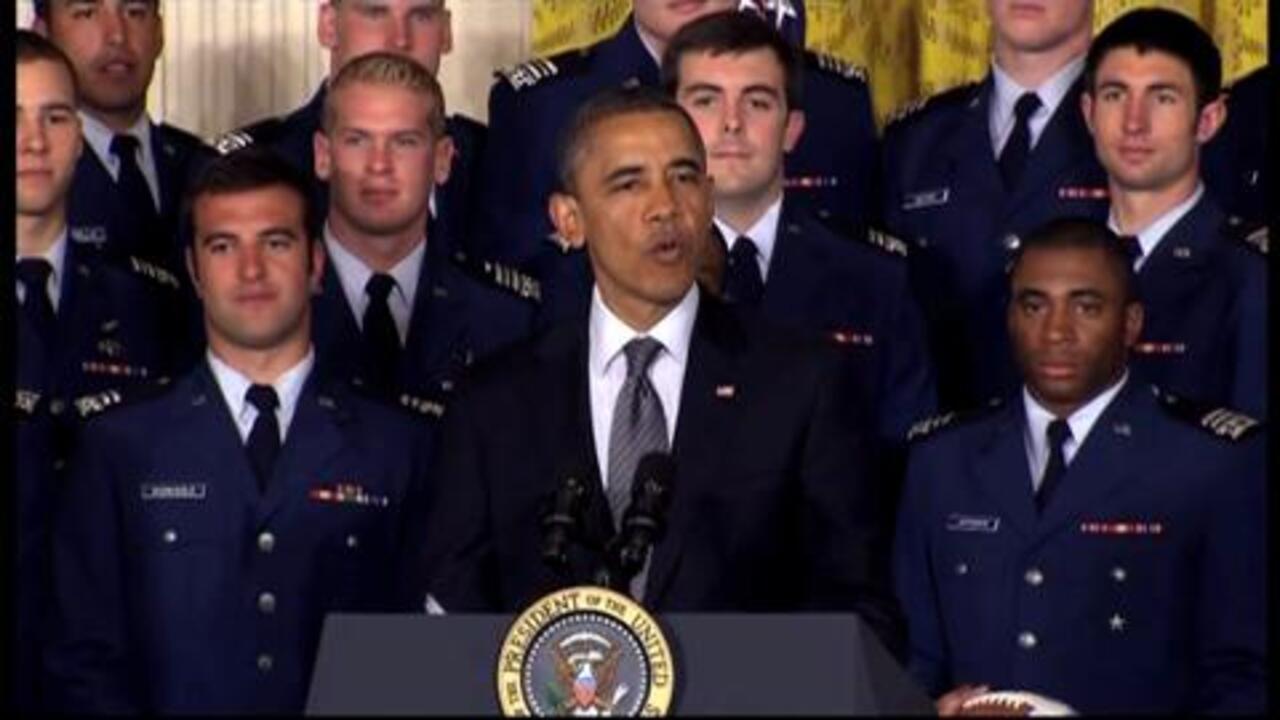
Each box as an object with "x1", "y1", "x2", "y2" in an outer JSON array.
[
  {"x1": 141, "y1": 483, "x2": 207, "y2": 501},
  {"x1": 902, "y1": 188, "x2": 950, "y2": 211},
  {"x1": 946, "y1": 513, "x2": 1000, "y2": 533}
]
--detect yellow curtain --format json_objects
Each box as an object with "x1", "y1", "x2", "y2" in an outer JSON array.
[{"x1": 532, "y1": 0, "x2": 1267, "y2": 127}]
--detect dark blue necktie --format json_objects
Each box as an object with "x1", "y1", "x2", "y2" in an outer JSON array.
[
  {"x1": 1036, "y1": 418, "x2": 1072, "y2": 514},
  {"x1": 17, "y1": 258, "x2": 56, "y2": 349},
  {"x1": 723, "y1": 236, "x2": 765, "y2": 305},
  {"x1": 999, "y1": 92, "x2": 1042, "y2": 189},
  {"x1": 110, "y1": 134, "x2": 161, "y2": 251},
  {"x1": 361, "y1": 272, "x2": 401, "y2": 393},
  {"x1": 245, "y1": 384, "x2": 281, "y2": 493}
]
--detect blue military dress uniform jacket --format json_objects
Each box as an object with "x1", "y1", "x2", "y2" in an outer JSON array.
[
  {"x1": 67, "y1": 121, "x2": 214, "y2": 270},
  {"x1": 893, "y1": 380, "x2": 1266, "y2": 713},
  {"x1": 215, "y1": 85, "x2": 487, "y2": 251},
  {"x1": 881, "y1": 77, "x2": 1110, "y2": 412},
  {"x1": 476, "y1": 16, "x2": 879, "y2": 261},
  {"x1": 310, "y1": 230, "x2": 539, "y2": 422},
  {"x1": 44, "y1": 364, "x2": 435, "y2": 713},
  {"x1": 1127, "y1": 194, "x2": 1267, "y2": 418},
  {"x1": 1203, "y1": 65, "x2": 1269, "y2": 229}
]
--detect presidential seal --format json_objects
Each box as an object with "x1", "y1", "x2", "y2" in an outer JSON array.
[{"x1": 496, "y1": 586, "x2": 675, "y2": 716}]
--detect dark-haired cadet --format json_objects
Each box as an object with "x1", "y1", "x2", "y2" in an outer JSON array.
[
  {"x1": 44, "y1": 148, "x2": 434, "y2": 714},
  {"x1": 419, "y1": 87, "x2": 904, "y2": 658},
  {"x1": 33, "y1": 0, "x2": 214, "y2": 269},
  {"x1": 894, "y1": 218, "x2": 1265, "y2": 714},
  {"x1": 1081, "y1": 8, "x2": 1267, "y2": 417}
]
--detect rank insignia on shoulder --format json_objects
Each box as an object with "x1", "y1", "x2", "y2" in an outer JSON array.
[
  {"x1": 483, "y1": 260, "x2": 542, "y2": 302},
  {"x1": 810, "y1": 52, "x2": 868, "y2": 83},
  {"x1": 74, "y1": 389, "x2": 124, "y2": 419},
  {"x1": 886, "y1": 96, "x2": 929, "y2": 125},
  {"x1": 908, "y1": 412, "x2": 957, "y2": 441},
  {"x1": 69, "y1": 225, "x2": 108, "y2": 248},
  {"x1": 400, "y1": 393, "x2": 446, "y2": 418},
  {"x1": 214, "y1": 129, "x2": 254, "y2": 155},
  {"x1": 866, "y1": 227, "x2": 909, "y2": 257},
  {"x1": 129, "y1": 256, "x2": 181, "y2": 290},
  {"x1": 1240, "y1": 226, "x2": 1267, "y2": 256},
  {"x1": 498, "y1": 57, "x2": 560, "y2": 91},
  {"x1": 15, "y1": 390, "x2": 41, "y2": 415},
  {"x1": 1158, "y1": 392, "x2": 1261, "y2": 441}
]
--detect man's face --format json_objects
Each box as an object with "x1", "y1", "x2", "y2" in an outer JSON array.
[
  {"x1": 188, "y1": 186, "x2": 323, "y2": 354},
  {"x1": 1008, "y1": 245, "x2": 1142, "y2": 416},
  {"x1": 314, "y1": 82, "x2": 452, "y2": 240},
  {"x1": 320, "y1": 0, "x2": 453, "y2": 76},
  {"x1": 988, "y1": 0, "x2": 1092, "y2": 54},
  {"x1": 676, "y1": 48, "x2": 803, "y2": 209},
  {"x1": 550, "y1": 110, "x2": 713, "y2": 326},
  {"x1": 1083, "y1": 47, "x2": 1224, "y2": 194},
  {"x1": 38, "y1": 0, "x2": 163, "y2": 120},
  {"x1": 17, "y1": 59, "x2": 83, "y2": 218},
  {"x1": 632, "y1": 0, "x2": 737, "y2": 45}
]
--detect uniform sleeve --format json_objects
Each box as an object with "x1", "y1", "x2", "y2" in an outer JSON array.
[
  {"x1": 798, "y1": 347, "x2": 906, "y2": 659},
  {"x1": 878, "y1": 269, "x2": 938, "y2": 444},
  {"x1": 1228, "y1": 257, "x2": 1267, "y2": 417},
  {"x1": 392, "y1": 419, "x2": 439, "y2": 613},
  {"x1": 474, "y1": 79, "x2": 554, "y2": 261},
  {"x1": 416, "y1": 383, "x2": 501, "y2": 611},
  {"x1": 892, "y1": 443, "x2": 952, "y2": 697},
  {"x1": 43, "y1": 421, "x2": 141, "y2": 713},
  {"x1": 1193, "y1": 432, "x2": 1267, "y2": 712}
]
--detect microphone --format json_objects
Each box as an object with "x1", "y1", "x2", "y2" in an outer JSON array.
[
  {"x1": 540, "y1": 469, "x2": 588, "y2": 571},
  {"x1": 604, "y1": 453, "x2": 677, "y2": 590}
]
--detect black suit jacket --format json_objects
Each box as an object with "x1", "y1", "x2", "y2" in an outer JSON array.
[{"x1": 419, "y1": 292, "x2": 904, "y2": 656}]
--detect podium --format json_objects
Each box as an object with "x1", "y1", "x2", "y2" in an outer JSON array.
[{"x1": 306, "y1": 613, "x2": 934, "y2": 715}]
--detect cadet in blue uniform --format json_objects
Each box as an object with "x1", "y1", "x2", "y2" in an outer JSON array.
[
  {"x1": 310, "y1": 52, "x2": 537, "y2": 421},
  {"x1": 894, "y1": 219, "x2": 1265, "y2": 715},
  {"x1": 1082, "y1": 9, "x2": 1267, "y2": 418},
  {"x1": 662, "y1": 11, "x2": 935, "y2": 447},
  {"x1": 477, "y1": 0, "x2": 878, "y2": 262},
  {"x1": 44, "y1": 148, "x2": 435, "y2": 714},
  {"x1": 882, "y1": 0, "x2": 1109, "y2": 413},
  {"x1": 215, "y1": 0, "x2": 482, "y2": 250},
  {"x1": 34, "y1": 0, "x2": 214, "y2": 271},
  {"x1": 1202, "y1": 64, "x2": 1269, "y2": 230}
]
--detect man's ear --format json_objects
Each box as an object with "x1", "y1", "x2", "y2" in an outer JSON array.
[
  {"x1": 185, "y1": 246, "x2": 204, "y2": 300},
  {"x1": 782, "y1": 109, "x2": 806, "y2": 153},
  {"x1": 309, "y1": 239, "x2": 327, "y2": 294},
  {"x1": 313, "y1": 130, "x2": 332, "y2": 181},
  {"x1": 548, "y1": 192, "x2": 586, "y2": 250},
  {"x1": 1080, "y1": 91, "x2": 1097, "y2": 136},
  {"x1": 1123, "y1": 301, "x2": 1144, "y2": 348},
  {"x1": 318, "y1": 2, "x2": 338, "y2": 51},
  {"x1": 432, "y1": 134, "x2": 455, "y2": 187},
  {"x1": 1194, "y1": 95, "x2": 1227, "y2": 145}
]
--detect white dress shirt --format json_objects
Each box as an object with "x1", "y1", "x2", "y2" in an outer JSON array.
[
  {"x1": 1107, "y1": 184, "x2": 1205, "y2": 271},
  {"x1": 989, "y1": 55, "x2": 1086, "y2": 157},
  {"x1": 323, "y1": 223, "x2": 424, "y2": 343},
  {"x1": 713, "y1": 196, "x2": 783, "y2": 282},
  {"x1": 79, "y1": 111, "x2": 162, "y2": 211},
  {"x1": 1022, "y1": 371, "x2": 1129, "y2": 490},
  {"x1": 588, "y1": 283, "x2": 699, "y2": 488},
  {"x1": 207, "y1": 347, "x2": 315, "y2": 444},
  {"x1": 15, "y1": 228, "x2": 68, "y2": 311}
]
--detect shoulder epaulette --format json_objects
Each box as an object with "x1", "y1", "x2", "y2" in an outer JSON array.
[
  {"x1": 807, "y1": 51, "x2": 868, "y2": 84},
  {"x1": 15, "y1": 389, "x2": 41, "y2": 416},
  {"x1": 73, "y1": 388, "x2": 126, "y2": 419},
  {"x1": 907, "y1": 412, "x2": 957, "y2": 441},
  {"x1": 399, "y1": 392, "x2": 447, "y2": 419},
  {"x1": 1157, "y1": 391, "x2": 1262, "y2": 441},
  {"x1": 864, "y1": 227, "x2": 909, "y2": 258},
  {"x1": 1239, "y1": 226, "x2": 1267, "y2": 256},
  {"x1": 496, "y1": 48, "x2": 588, "y2": 92},
  {"x1": 885, "y1": 82, "x2": 978, "y2": 127},
  {"x1": 73, "y1": 376, "x2": 173, "y2": 421},
  {"x1": 128, "y1": 256, "x2": 181, "y2": 290},
  {"x1": 451, "y1": 251, "x2": 542, "y2": 303},
  {"x1": 213, "y1": 117, "x2": 286, "y2": 155},
  {"x1": 156, "y1": 122, "x2": 208, "y2": 150}
]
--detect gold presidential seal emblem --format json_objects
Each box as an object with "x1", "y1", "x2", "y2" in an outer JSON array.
[{"x1": 497, "y1": 586, "x2": 675, "y2": 716}]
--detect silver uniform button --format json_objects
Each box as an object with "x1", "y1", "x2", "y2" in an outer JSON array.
[
  {"x1": 1111, "y1": 566, "x2": 1127, "y2": 583},
  {"x1": 1003, "y1": 234, "x2": 1021, "y2": 252},
  {"x1": 258, "y1": 592, "x2": 276, "y2": 615},
  {"x1": 257, "y1": 532, "x2": 275, "y2": 553},
  {"x1": 1017, "y1": 631, "x2": 1038, "y2": 650},
  {"x1": 162, "y1": 528, "x2": 178, "y2": 544},
  {"x1": 257, "y1": 653, "x2": 273, "y2": 673},
  {"x1": 346, "y1": 534, "x2": 359, "y2": 549},
  {"x1": 1024, "y1": 567, "x2": 1044, "y2": 586},
  {"x1": 954, "y1": 562, "x2": 969, "y2": 576}
]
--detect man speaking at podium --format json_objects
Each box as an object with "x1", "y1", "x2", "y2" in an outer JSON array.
[{"x1": 417, "y1": 87, "x2": 903, "y2": 659}]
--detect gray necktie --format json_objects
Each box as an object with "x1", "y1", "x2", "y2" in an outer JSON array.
[
  {"x1": 606, "y1": 337, "x2": 669, "y2": 527},
  {"x1": 606, "y1": 337, "x2": 669, "y2": 601}
]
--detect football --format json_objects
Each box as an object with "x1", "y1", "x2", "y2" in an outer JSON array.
[{"x1": 958, "y1": 690, "x2": 1077, "y2": 716}]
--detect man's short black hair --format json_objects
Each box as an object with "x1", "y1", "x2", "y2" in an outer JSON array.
[
  {"x1": 660, "y1": 10, "x2": 804, "y2": 110},
  {"x1": 1008, "y1": 218, "x2": 1138, "y2": 304},
  {"x1": 181, "y1": 147, "x2": 318, "y2": 249},
  {"x1": 1084, "y1": 7, "x2": 1222, "y2": 109},
  {"x1": 555, "y1": 85, "x2": 705, "y2": 194},
  {"x1": 16, "y1": 28, "x2": 79, "y2": 96},
  {"x1": 35, "y1": 0, "x2": 161, "y2": 20}
]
